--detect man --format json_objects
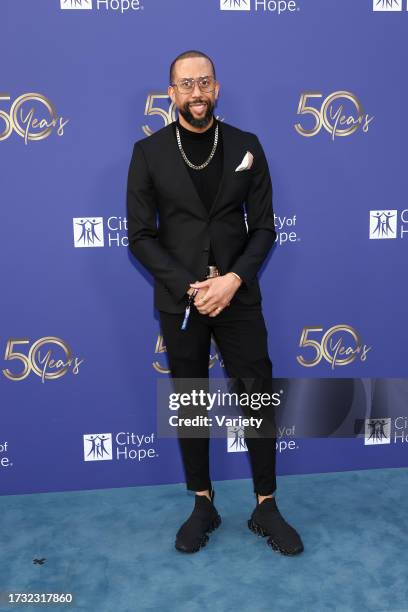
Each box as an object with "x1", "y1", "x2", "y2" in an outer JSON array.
[{"x1": 126, "y1": 50, "x2": 303, "y2": 556}]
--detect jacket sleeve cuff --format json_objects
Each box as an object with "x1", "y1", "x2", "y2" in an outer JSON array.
[
  {"x1": 229, "y1": 267, "x2": 249, "y2": 287},
  {"x1": 171, "y1": 275, "x2": 198, "y2": 303}
]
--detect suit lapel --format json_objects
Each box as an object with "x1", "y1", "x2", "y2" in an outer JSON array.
[{"x1": 209, "y1": 121, "x2": 235, "y2": 217}]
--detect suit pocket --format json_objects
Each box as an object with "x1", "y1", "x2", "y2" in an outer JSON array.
[{"x1": 234, "y1": 170, "x2": 252, "y2": 179}]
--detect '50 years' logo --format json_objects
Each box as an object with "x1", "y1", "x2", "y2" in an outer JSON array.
[
  {"x1": 296, "y1": 325, "x2": 372, "y2": 369},
  {"x1": 152, "y1": 334, "x2": 224, "y2": 373},
  {"x1": 142, "y1": 94, "x2": 177, "y2": 136},
  {"x1": 294, "y1": 91, "x2": 374, "y2": 140},
  {"x1": 0, "y1": 93, "x2": 69, "y2": 144},
  {"x1": 2, "y1": 337, "x2": 84, "y2": 383}
]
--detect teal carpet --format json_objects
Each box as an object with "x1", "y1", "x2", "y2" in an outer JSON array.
[{"x1": 1, "y1": 468, "x2": 407, "y2": 612}]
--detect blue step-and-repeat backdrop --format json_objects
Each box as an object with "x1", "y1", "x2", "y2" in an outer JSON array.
[{"x1": 1, "y1": 0, "x2": 407, "y2": 496}]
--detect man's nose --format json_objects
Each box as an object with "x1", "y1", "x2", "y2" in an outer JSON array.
[{"x1": 191, "y1": 81, "x2": 202, "y2": 96}]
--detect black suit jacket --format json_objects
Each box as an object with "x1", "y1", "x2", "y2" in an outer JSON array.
[{"x1": 126, "y1": 120, "x2": 277, "y2": 313}]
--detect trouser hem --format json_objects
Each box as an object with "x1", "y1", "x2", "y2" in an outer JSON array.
[
  {"x1": 186, "y1": 481, "x2": 212, "y2": 493},
  {"x1": 254, "y1": 485, "x2": 277, "y2": 496}
]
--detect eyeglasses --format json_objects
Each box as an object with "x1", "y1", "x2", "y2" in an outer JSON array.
[{"x1": 171, "y1": 75, "x2": 216, "y2": 94}]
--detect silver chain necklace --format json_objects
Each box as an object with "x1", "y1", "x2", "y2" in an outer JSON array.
[{"x1": 176, "y1": 122, "x2": 219, "y2": 171}]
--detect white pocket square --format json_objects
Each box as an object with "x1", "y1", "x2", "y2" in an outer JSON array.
[{"x1": 235, "y1": 151, "x2": 254, "y2": 172}]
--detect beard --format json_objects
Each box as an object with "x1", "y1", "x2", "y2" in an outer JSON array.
[{"x1": 178, "y1": 98, "x2": 215, "y2": 129}]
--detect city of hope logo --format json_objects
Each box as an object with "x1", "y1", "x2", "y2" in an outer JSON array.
[
  {"x1": 83, "y1": 434, "x2": 113, "y2": 460},
  {"x1": 219, "y1": 0, "x2": 300, "y2": 11},
  {"x1": 60, "y1": 0, "x2": 143, "y2": 11},
  {"x1": 364, "y1": 418, "x2": 391, "y2": 444},
  {"x1": 83, "y1": 432, "x2": 158, "y2": 461},
  {"x1": 227, "y1": 425, "x2": 248, "y2": 452},
  {"x1": 73, "y1": 218, "x2": 104, "y2": 248},
  {"x1": 372, "y1": 0, "x2": 402, "y2": 11},
  {"x1": 369, "y1": 210, "x2": 397, "y2": 239},
  {"x1": 227, "y1": 424, "x2": 300, "y2": 453},
  {"x1": 61, "y1": 0, "x2": 93, "y2": 8},
  {"x1": 0, "y1": 442, "x2": 13, "y2": 469},
  {"x1": 369, "y1": 209, "x2": 408, "y2": 239},
  {"x1": 364, "y1": 417, "x2": 408, "y2": 445},
  {"x1": 61, "y1": 0, "x2": 92, "y2": 10},
  {"x1": 220, "y1": 0, "x2": 251, "y2": 9},
  {"x1": 73, "y1": 216, "x2": 128, "y2": 248}
]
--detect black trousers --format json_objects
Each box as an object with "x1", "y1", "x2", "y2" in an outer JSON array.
[{"x1": 159, "y1": 299, "x2": 277, "y2": 496}]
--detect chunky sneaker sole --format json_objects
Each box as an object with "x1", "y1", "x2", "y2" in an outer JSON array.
[
  {"x1": 248, "y1": 518, "x2": 304, "y2": 556},
  {"x1": 175, "y1": 514, "x2": 222, "y2": 553}
]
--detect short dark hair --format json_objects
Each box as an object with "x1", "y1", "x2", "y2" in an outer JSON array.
[{"x1": 169, "y1": 50, "x2": 216, "y2": 85}]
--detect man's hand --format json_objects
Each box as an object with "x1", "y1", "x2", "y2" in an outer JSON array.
[
  {"x1": 189, "y1": 273, "x2": 242, "y2": 316},
  {"x1": 186, "y1": 285, "x2": 208, "y2": 307}
]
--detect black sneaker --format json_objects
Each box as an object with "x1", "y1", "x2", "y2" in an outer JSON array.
[
  {"x1": 248, "y1": 496, "x2": 304, "y2": 556},
  {"x1": 175, "y1": 487, "x2": 222, "y2": 553}
]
